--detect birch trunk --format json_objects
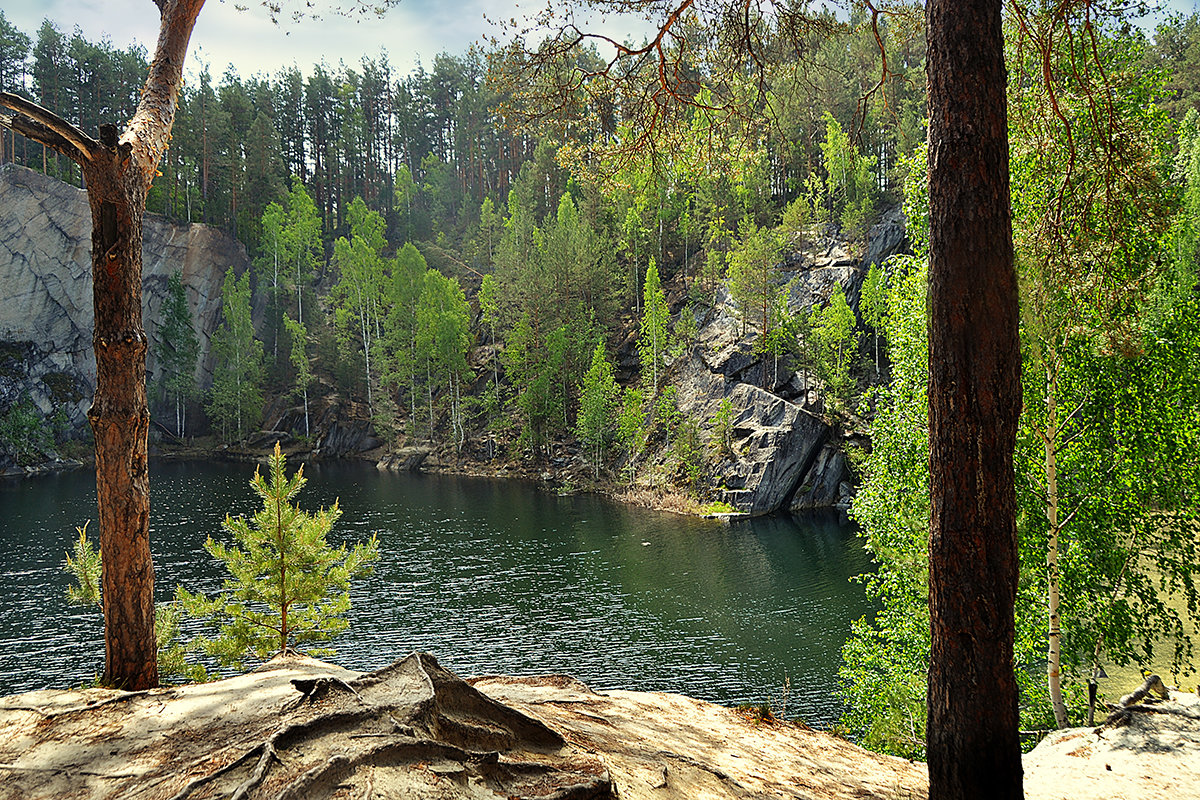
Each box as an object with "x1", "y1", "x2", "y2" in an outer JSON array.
[{"x1": 1044, "y1": 359, "x2": 1069, "y2": 728}]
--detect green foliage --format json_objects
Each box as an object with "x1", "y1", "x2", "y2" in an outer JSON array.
[
  {"x1": 63, "y1": 522, "x2": 204, "y2": 683},
  {"x1": 505, "y1": 316, "x2": 569, "y2": 452},
  {"x1": 283, "y1": 314, "x2": 314, "y2": 437},
  {"x1": 671, "y1": 304, "x2": 699, "y2": 360},
  {"x1": 415, "y1": 269, "x2": 472, "y2": 447},
  {"x1": 809, "y1": 284, "x2": 856, "y2": 401},
  {"x1": 179, "y1": 444, "x2": 379, "y2": 669},
  {"x1": 709, "y1": 398, "x2": 735, "y2": 460},
  {"x1": 64, "y1": 522, "x2": 102, "y2": 607},
  {"x1": 726, "y1": 222, "x2": 783, "y2": 348},
  {"x1": 381, "y1": 241, "x2": 428, "y2": 436},
  {"x1": 698, "y1": 500, "x2": 739, "y2": 515},
  {"x1": 155, "y1": 270, "x2": 200, "y2": 438},
  {"x1": 670, "y1": 414, "x2": 705, "y2": 491},
  {"x1": 258, "y1": 200, "x2": 288, "y2": 366},
  {"x1": 332, "y1": 197, "x2": 389, "y2": 416},
  {"x1": 156, "y1": 594, "x2": 208, "y2": 683},
  {"x1": 837, "y1": 246, "x2": 932, "y2": 757},
  {"x1": 638, "y1": 258, "x2": 670, "y2": 392},
  {"x1": 0, "y1": 394, "x2": 51, "y2": 462},
  {"x1": 615, "y1": 386, "x2": 648, "y2": 482},
  {"x1": 206, "y1": 268, "x2": 264, "y2": 442},
  {"x1": 859, "y1": 263, "x2": 887, "y2": 375},
  {"x1": 818, "y1": 113, "x2": 878, "y2": 238},
  {"x1": 842, "y1": 71, "x2": 1200, "y2": 748},
  {"x1": 575, "y1": 342, "x2": 619, "y2": 476},
  {"x1": 279, "y1": 177, "x2": 322, "y2": 324}
]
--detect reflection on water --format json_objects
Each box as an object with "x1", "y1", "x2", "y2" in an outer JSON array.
[{"x1": 0, "y1": 460, "x2": 872, "y2": 726}]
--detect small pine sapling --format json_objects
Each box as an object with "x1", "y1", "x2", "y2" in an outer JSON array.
[
  {"x1": 180, "y1": 443, "x2": 379, "y2": 670},
  {"x1": 63, "y1": 523, "x2": 205, "y2": 683}
]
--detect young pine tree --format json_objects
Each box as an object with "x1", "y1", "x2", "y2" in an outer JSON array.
[{"x1": 180, "y1": 444, "x2": 379, "y2": 669}]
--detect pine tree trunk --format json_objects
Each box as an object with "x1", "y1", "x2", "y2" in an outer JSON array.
[
  {"x1": 84, "y1": 138, "x2": 158, "y2": 691},
  {"x1": 926, "y1": 0, "x2": 1024, "y2": 797}
]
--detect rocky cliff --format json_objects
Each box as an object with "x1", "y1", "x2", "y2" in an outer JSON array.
[
  {"x1": 674, "y1": 207, "x2": 908, "y2": 515},
  {"x1": 0, "y1": 164, "x2": 251, "y2": 459}
]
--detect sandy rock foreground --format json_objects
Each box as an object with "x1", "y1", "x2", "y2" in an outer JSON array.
[
  {"x1": 2, "y1": 652, "x2": 1194, "y2": 799},
  {"x1": 1023, "y1": 688, "x2": 1200, "y2": 800},
  {"x1": 0, "y1": 652, "x2": 926, "y2": 799}
]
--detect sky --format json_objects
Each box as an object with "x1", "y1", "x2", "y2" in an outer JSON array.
[
  {"x1": 0, "y1": 0, "x2": 657, "y2": 80},
  {"x1": 2, "y1": 0, "x2": 1199, "y2": 84}
]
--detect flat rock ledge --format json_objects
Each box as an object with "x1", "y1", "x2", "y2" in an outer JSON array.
[
  {"x1": 0, "y1": 652, "x2": 927, "y2": 800},
  {"x1": 1023, "y1": 689, "x2": 1200, "y2": 800}
]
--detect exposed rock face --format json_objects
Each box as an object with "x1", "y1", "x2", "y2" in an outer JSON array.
[
  {"x1": 0, "y1": 164, "x2": 251, "y2": 445},
  {"x1": 674, "y1": 208, "x2": 908, "y2": 514},
  {"x1": 378, "y1": 446, "x2": 433, "y2": 471}
]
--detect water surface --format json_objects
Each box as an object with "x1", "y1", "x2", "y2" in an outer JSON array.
[{"x1": 0, "y1": 459, "x2": 872, "y2": 725}]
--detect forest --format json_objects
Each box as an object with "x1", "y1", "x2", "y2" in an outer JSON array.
[
  {"x1": 1, "y1": 0, "x2": 1200, "y2": 783},
  {"x1": 0, "y1": 4, "x2": 919, "y2": 467}
]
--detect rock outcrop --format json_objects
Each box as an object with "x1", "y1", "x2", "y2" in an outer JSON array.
[
  {"x1": 0, "y1": 653, "x2": 928, "y2": 800},
  {"x1": 1023, "y1": 688, "x2": 1200, "y2": 800},
  {"x1": 0, "y1": 164, "x2": 251, "y2": 451},
  {"x1": 674, "y1": 208, "x2": 908, "y2": 514}
]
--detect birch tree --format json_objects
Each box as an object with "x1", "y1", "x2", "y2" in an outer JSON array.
[
  {"x1": 155, "y1": 270, "x2": 200, "y2": 438},
  {"x1": 638, "y1": 258, "x2": 669, "y2": 393},
  {"x1": 283, "y1": 314, "x2": 314, "y2": 438},
  {"x1": 207, "y1": 268, "x2": 263, "y2": 441},
  {"x1": 415, "y1": 269, "x2": 471, "y2": 447},
  {"x1": 332, "y1": 197, "x2": 388, "y2": 417}
]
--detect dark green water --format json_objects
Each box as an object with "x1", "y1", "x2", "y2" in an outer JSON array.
[{"x1": 0, "y1": 460, "x2": 872, "y2": 725}]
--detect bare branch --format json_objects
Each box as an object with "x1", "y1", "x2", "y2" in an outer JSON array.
[
  {"x1": 0, "y1": 92, "x2": 99, "y2": 165},
  {"x1": 490, "y1": 0, "x2": 851, "y2": 178}
]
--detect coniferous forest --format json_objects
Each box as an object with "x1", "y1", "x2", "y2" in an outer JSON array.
[{"x1": 2, "y1": 1, "x2": 1200, "y2": 784}]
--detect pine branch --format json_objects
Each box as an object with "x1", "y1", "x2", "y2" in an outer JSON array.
[{"x1": 0, "y1": 92, "x2": 99, "y2": 165}]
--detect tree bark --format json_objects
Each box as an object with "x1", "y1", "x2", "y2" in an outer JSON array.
[
  {"x1": 84, "y1": 127, "x2": 158, "y2": 690},
  {"x1": 0, "y1": 0, "x2": 206, "y2": 691},
  {"x1": 925, "y1": 0, "x2": 1024, "y2": 797}
]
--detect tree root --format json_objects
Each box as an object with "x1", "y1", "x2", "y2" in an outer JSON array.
[
  {"x1": 3, "y1": 653, "x2": 612, "y2": 800},
  {"x1": 5, "y1": 688, "x2": 158, "y2": 719},
  {"x1": 1096, "y1": 674, "x2": 1172, "y2": 730},
  {"x1": 657, "y1": 750, "x2": 748, "y2": 791}
]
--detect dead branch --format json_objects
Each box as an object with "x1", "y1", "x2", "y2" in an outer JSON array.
[
  {"x1": 1096, "y1": 673, "x2": 1171, "y2": 730},
  {"x1": 0, "y1": 91, "x2": 99, "y2": 164}
]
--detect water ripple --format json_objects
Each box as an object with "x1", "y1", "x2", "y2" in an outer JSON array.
[{"x1": 0, "y1": 461, "x2": 873, "y2": 726}]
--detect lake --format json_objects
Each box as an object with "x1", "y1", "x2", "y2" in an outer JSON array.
[{"x1": 0, "y1": 459, "x2": 873, "y2": 726}]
